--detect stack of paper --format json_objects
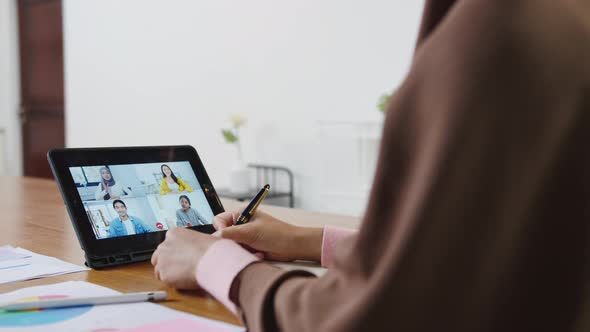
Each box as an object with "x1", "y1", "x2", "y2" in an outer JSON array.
[
  {"x1": 0, "y1": 246, "x2": 88, "y2": 285},
  {"x1": 0, "y1": 281, "x2": 244, "y2": 331}
]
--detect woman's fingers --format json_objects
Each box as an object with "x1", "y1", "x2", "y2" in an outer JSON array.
[
  {"x1": 213, "y1": 211, "x2": 234, "y2": 230},
  {"x1": 151, "y1": 246, "x2": 160, "y2": 266},
  {"x1": 213, "y1": 207, "x2": 247, "y2": 230},
  {"x1": 219, "y1": 224, "x2": 256, "y2": 245}
]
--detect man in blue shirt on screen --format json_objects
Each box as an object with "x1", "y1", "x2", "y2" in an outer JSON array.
[{"x1": 108, "y1": 199, "x2": 151, "y2": 238}]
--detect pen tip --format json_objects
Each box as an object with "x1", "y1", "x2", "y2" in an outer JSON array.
[{"x1": 264, "y1": 184, "x2": 270, "y2": 189}]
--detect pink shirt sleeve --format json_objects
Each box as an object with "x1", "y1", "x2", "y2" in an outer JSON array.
[
  {"x1": 196, "y1": 226, "x2": 357, "y2": 315},
  {"x1": 320, "y1": 225, "x2": 357, "y2": 268},
  {"x1": 196, "y1": 239, "x2": 259, "y2": 315}
]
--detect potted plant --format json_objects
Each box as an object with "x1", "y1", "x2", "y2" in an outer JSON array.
[{"x1": 221, "y1": 114, "x2": 251, "y2": 193}]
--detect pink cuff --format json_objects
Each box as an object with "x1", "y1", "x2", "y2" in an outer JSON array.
[
  {"x1": 196, "y1": 239, "x2": 260, "y2": 314},
  {"x1": 321, "y1": 225, "x2": 356, "y2": 268}
]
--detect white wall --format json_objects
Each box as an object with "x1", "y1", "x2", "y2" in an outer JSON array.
[
  {"x1": 64, "y1": 0, "x2": 424, "y2": 215},
  {"x1": 0, "y1": 0, "x2": 22, "y2": 176}
]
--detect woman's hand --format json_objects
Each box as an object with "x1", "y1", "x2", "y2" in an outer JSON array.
[
  {"x1": 102, "y1": 180, "x2": 109, "y2": 193},
  {"x1": 151, "y1": 228, "x2": 218, "y2": 289},
  {"x1": 213, "y1": 208, "x2": 323, "y2": 262}
]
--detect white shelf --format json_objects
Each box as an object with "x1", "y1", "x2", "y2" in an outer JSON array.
[{"x1": 316, "y1": 119, "x2": 382, "y2": 216}]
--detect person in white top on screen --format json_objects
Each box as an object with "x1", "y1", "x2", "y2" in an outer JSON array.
[
  {"x1": 94, "y1": 167, "x2": 134, "y2": 201},
  {"x1": 108, "y1": 200, "x2": 151, "y2": 238},
  {"x1": 176, "y1": 195, "x2": 209, "y2": 227}
]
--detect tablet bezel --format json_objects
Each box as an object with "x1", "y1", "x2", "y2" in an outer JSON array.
[{"x1": 48, "y1": 145, "x2": 224, "y2": 267}]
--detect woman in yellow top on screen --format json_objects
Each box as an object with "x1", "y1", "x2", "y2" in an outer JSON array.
[{"x1": 159, "y1": 164, "x2": 193, "y2": 195}]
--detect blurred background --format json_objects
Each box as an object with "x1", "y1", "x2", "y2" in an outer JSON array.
[{"x1": 0, "y1": 0, "x2": 424, "y2": 216}]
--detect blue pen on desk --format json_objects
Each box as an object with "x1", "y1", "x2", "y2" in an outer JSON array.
[
  {"x1": 0, "y1": 291, "x2": 168, "y2": 311},
  {"x1": 235, "y1": 184, "x2": 270, "y2": 225}
]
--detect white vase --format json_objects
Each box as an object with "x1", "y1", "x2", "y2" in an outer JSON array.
[{"x1": 229, "y1": 160, "x2": 251, "y2": 194}]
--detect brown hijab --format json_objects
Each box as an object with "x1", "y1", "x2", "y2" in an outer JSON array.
[{"x1": 233, "y1": 1, "x2": 590, "y2": 331}]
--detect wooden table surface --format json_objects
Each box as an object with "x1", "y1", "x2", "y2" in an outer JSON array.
[{"x1": 0, "y1": 177, "x2": 360, "y2": 326}]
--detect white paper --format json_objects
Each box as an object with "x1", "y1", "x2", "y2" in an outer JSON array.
[
  {"x1": 0, "y1": 246, "x2": 31, "y2": 262},
  {"x1": 0, "y1": 247, "x2": 88, "y2": 285},
  {"x1": 0, "y1": 281, "x2": 244, "y2": 332}
]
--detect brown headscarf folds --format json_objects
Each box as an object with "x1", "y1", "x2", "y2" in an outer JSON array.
[{"x1": 233, "y1": 1, "x2": 590, "y2": 331}]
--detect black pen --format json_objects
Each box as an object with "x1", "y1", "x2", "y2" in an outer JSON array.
[{"x1": 235, "y1": 184, "x2": 270, "y2": 225}]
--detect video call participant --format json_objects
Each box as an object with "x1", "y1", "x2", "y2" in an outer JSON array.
[
  {"x1": 95, "y1": 167, "x2": 134, "y2": 201},
  {"x1": 108, "y1": 199, "x2": 151, "y2": 238},
  {"x1": 159, "y1": 164, "x2": 193, "y2": 195},
  {"x1": 176, "y1": 195, "x2": 209, "y2": 227}
]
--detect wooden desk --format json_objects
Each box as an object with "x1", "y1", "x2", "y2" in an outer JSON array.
[{"x1": 0, "y1": 177, "x2": 359, "y2": 325}]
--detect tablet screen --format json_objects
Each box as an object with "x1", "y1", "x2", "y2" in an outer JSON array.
[{"x1": 69, "y1": 161, "x2": 215, "y2": 239}]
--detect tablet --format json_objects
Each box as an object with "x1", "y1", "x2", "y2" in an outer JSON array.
[{"x1": 48, "y1": 145, "x2": 224, "y2": 269}]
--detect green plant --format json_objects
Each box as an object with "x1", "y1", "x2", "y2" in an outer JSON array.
[
  {"x1": 221, "y1": 129, "x2": 238, "y2": 143},
  {"x1": 377, "y1": 93, "x2": 391, "y2": 113},
  {"x1": 221, "y1": 114, "x2": 247, "y2": 162}
]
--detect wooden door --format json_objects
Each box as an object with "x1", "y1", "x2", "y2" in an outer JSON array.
[{"x1": 18, "y1": 0, "x2": 65, "y2": 178}]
